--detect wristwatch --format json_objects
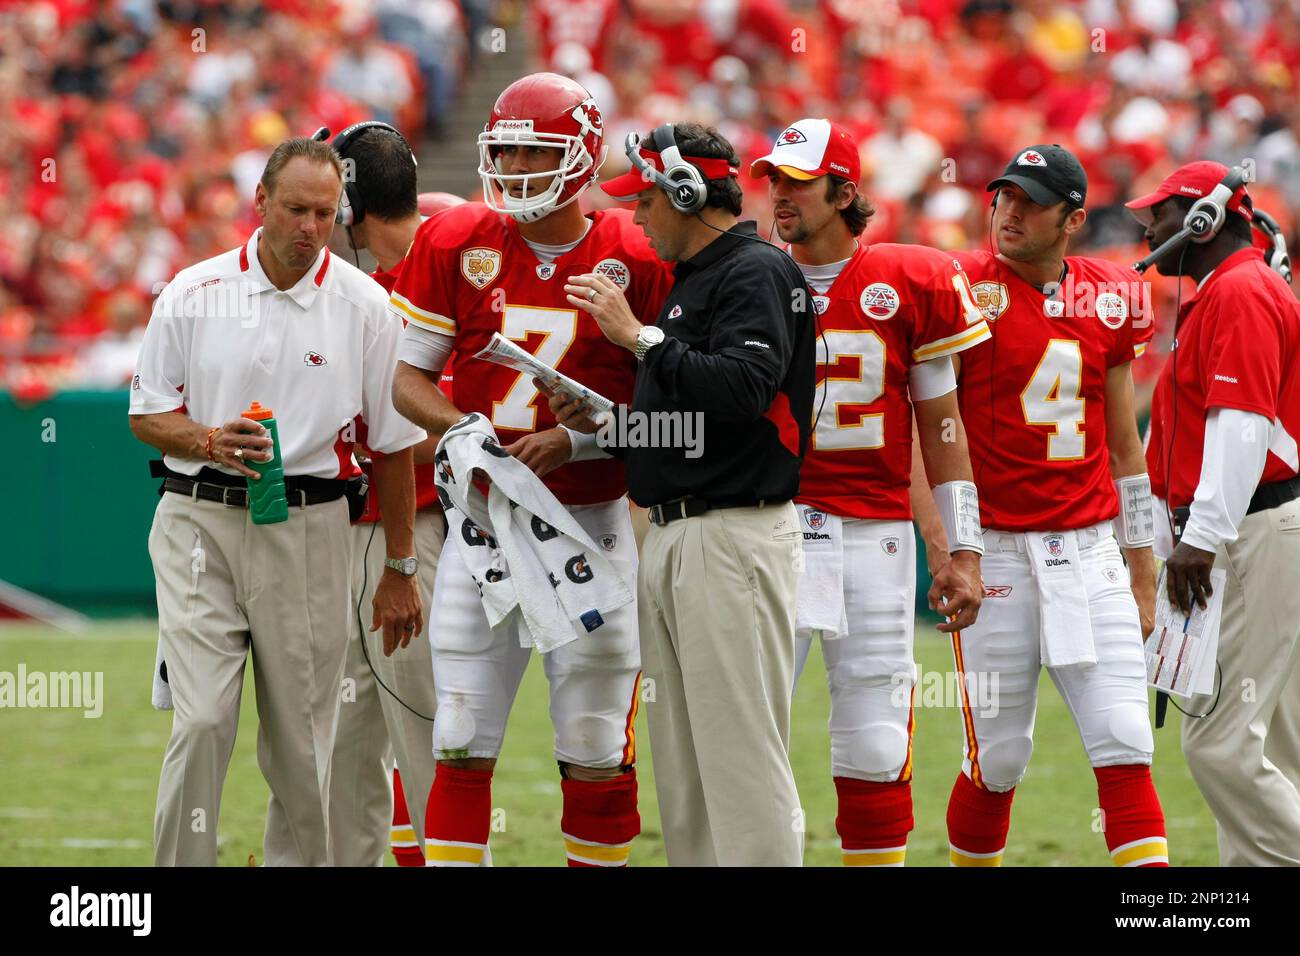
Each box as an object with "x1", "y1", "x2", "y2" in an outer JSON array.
[
  {"x1": 635, "y1": 325, "x2": 665, "y2": 362},
  {"x1": 385, "y1": 556, "x2": 418, "y2": 577}
]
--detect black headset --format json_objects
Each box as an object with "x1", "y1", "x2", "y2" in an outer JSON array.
[
  {"x1": 312, "y1": 122, "x2": 418, "y2": 226},
  {"x1": 625, "y1": 124, "x2": 710, "y2": 214},
  {"x1": 1251, "y1": 207, "x2": 1293, "y2": 284}
]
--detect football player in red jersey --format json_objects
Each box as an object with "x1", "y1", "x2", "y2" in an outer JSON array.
[
  {"x1": 753, "y1": 118, "x2": 990, "y2": 867},
  {"x1": 917, "y1": 145, "x2": 1168, "y2": 867},
  {"x1": 389, "y1": 73, "x2": 673, "y2": 867}
]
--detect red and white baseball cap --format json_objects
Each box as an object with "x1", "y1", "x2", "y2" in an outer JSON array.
[
  {"x1": 749, "y1": 118, "x2": 861, "y2": 182},
  {"x1": 1125, "y1": 160, "x2": 1253, "y2": 226}
]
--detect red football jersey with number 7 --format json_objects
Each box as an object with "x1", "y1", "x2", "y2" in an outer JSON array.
[
  {"x1": 796, "y1": 242, "x2": 991, "y2": 520},
  {"x1": 954, "y1": 249, "x2": 1156, "y2": 532},
  {"x1": 389, "y1": 202, "x2": 674, "y2": 505}
]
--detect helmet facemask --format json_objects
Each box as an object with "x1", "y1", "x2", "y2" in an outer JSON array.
[{"x1": 477, "y1": 126, "x2": 606, "y2": 224}]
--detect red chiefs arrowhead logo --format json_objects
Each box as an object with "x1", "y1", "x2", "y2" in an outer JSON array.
[
  {"x1": 1016, "y1": 150, "x2": 1047, "y2": 167},
  {"x1": 304, "y1": 351, "x2": 327, "y2": 366},
  {"x1": 779, "y1": 127, "x2": 807, "y2": 145}
]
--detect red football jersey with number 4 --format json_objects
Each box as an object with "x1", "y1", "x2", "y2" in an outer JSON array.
[
  {"x1": 389, "y1": 203, "x2": 674, "y2": 505},
  {"x1": 797, "y1": 242, "x2": 991, "y2": 520},
  {"x1": 954, "y1": 249, "x2": 1155, "y2": 532}
]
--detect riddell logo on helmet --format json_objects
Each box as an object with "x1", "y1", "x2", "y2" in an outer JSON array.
[{"x1": 493, "y1": 119, "x2": 534, "y2": 133}]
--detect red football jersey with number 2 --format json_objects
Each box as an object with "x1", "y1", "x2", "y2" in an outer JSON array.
[
  {"x1": 797, "y1": 242, "x2": 991, "y2": 520},
  {"x1": 389, "y1": 203, "x2": 674, "y2": 505},
  {"x1": 954, "y1": 249, "x2": 1155, "y2": 532}
]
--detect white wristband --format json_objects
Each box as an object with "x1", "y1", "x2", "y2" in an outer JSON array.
[
  {"x1": 560, "y1": 425, "x2": 611, "y2": 462},
  {"x1": 933, "y1": 480, "x2": 984, "y2": 554},
  {"x1": 1113, "y1": 474, "x2": 1156, "y2": 547}
]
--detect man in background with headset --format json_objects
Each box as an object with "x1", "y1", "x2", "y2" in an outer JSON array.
[
  {"x1": 1131, "y1": 161, "x2": 1300, "y2": 865},
  {"x1": 552, "y1": 122, "x2": 816, "y2": 865},
  {"x1": 322, "y1": 122, "x2": 460, "y2": 867}
]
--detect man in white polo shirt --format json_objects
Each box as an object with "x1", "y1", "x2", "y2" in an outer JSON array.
[{"x1": 129, "y1": 137, "x2": 426, "y2": 866}]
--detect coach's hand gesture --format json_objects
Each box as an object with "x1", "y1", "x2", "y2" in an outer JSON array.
[
  {"x1": 927, "y1": 550, "x2": 983, "y2": 633},
  {"x1": 566, "y1": 272, "x2": 642, "y2": 352}
]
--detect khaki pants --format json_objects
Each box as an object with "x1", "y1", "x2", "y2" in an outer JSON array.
[
  {"x1": 150, "y1": 492, "x2": 351, "y2": 866},
  {"x1": 329, "y1": 512, "x2": 445, "y2": 867},
  {"x1": 637, "y1": 502, "x2": 805, "y2": 866},
  {"x1": 1181, "y1": 498, "x2": 1300, "y2": 865}
]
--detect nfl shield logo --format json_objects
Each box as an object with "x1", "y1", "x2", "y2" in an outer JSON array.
[
  {"x1": 536, "y1": 262, "x2": 556, "y2": 280},
  {"x1": 881, "y1": 536, "x2": 899, "y2": 555},
  {"x1": 805, "y1": 510, "x2": 826, "y2": 531},
  {"x1": 1044, "y1": 534, "x2": 1064, "y2": 557},
  {"x1": 599, "y1": 534, "x2": 617, "y2": 552}
]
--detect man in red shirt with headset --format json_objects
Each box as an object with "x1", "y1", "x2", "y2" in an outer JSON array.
[{"x1": 1131, "y1": 161, "x2": 1300, "y2": 866}]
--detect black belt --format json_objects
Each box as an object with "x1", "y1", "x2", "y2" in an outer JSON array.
[
  {"x1": 646, "y1": 496, "x2": 773, "y2": 526},
  {"x1": 160, "y1": 473, "x2": 347, "y2": 509},
  {"x1": 1170, "y1": 475, "x2": 1300, "y2": 537}
]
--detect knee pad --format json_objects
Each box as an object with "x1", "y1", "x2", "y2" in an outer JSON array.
[
  {"x1": 840, "y1": 722, "x2": 910, "y2": 779},
  {"x1": 432, "y1": 696, "x2": 477, "y2": 756},
  {"x1": 554, "y1": 710, "x2": 626, "y2": 769},
  {"x1": 1101, "y1": 704, "x2": 1155, "y2": 762},
  {"x1": 977, "y1": 735, "x2": 1034, "y2": 790}
]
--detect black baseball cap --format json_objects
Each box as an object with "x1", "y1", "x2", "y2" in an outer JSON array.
[{"x1": 987, "y1": 144, "x2": 1088, "y2": 208}]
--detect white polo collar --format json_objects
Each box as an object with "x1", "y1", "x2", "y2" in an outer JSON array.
[{"x1": 238, "y1": 228, "x2": 332, "y2": 309}]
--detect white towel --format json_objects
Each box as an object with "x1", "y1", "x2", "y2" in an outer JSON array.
[
  {"x1": 435, "y1": 413, "x2": 633, "y2": 653},
  {"x1": 793, "y1": 504, "x2": 849, "y2": 640},
  {"x1": 1025, "y1": 530, "x2": 1097, "y2": 668},
  {"x1": 152, "y1": 637, "x2": 172, "y2": 710}
]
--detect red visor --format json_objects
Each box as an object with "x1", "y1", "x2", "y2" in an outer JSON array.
[{"x1": 600, "y1": 149, "x2": 740, "y2": 200}]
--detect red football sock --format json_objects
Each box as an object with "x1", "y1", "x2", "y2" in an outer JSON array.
[
  {"x1": 1095, "y1": 764, "x2": 1168, "y2": 866},
  {"x1": 389, "y1": 768, "x2": 424, "y2": 868},
  {"x1": 424, "y1": 764, "x2": 492, "y2": 866},
  {"x1": 560, "y1": 770, "x2": 640, "y2": 867},
  {"x1": 834, "y1": 776, "x2": 913, "y2": 866},
  {"x1": 946, "y1": 771, "x2": 1015, "y2": 866}
]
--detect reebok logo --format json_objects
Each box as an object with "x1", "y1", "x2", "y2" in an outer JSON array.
[
  {"x1": 50, "y1": 886, "x2": 151, "y2": 936},
  {"x1": 1213, "y1": 374, "x2": 1239, "y2": 384},
  {"x1": 744, "y1": 339, "x2": 770, "y2": 349}
]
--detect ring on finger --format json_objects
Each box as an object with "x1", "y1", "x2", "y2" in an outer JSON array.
[
  {"x1": 234, "y1": 448, "x2": 244, "y2": 460},
  {"x1": 588, "y1": 287, "x2": 598, "y2": 301}
]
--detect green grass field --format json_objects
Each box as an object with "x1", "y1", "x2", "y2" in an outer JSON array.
[{"x1": 0, "y1": 619, "x2": 1219, "y2": 866}]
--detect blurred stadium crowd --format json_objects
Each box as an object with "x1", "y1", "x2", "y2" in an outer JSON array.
[{"x1": 3, "y1": 0, "x2": 1299, "y2": 401}]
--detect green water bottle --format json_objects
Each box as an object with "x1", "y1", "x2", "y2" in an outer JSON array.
[{"x1": 242, "y1": 401, "x2": 289, "y2": 525}]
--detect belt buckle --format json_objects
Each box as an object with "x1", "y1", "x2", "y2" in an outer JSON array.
[{"x1": 221, "y1": 486, "x2": 243, "y2": 508}]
